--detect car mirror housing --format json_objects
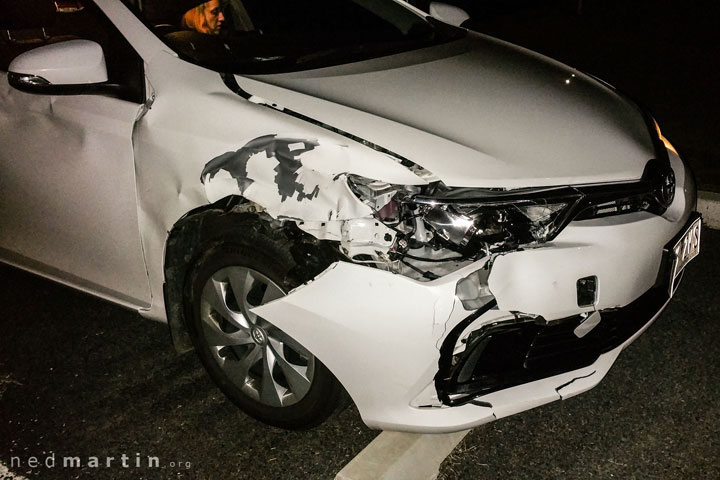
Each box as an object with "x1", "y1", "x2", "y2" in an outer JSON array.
[
  {"x1": 7, "y1": 39, "x2": 123, "y2": 97},
  {"x1": 428, "y1": 2, "x2": 470, "y2": 27}
]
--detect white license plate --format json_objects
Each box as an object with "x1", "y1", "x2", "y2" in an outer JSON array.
[{"x1": 669, "y1": 216, "x2": 701, "y2": 297}]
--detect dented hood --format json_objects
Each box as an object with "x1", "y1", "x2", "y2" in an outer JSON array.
[{"x1": 244, "y1": 32, "x2": 657, "y2": 189}]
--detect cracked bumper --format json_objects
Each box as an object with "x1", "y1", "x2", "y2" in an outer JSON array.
[
  {"x1": 252, "y1": 152, "x2": 695, "y2": 432},
  {"x1": 251, "y1": 251, "x2": 672, "y2": 432}
]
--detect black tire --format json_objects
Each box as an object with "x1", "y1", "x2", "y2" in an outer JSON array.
[{"x1": 183, "y1": 220, "x2": 343, "y2": 429}]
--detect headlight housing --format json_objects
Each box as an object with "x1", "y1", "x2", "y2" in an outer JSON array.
[
  {"x1": 348, "y1": 160, "x2": 675, "y2": 259},
  {"x1": 413, "y1": 190, "x2": 578, "y2": 254}
]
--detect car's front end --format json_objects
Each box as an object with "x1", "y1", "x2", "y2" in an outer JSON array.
[
  {"x1": 131, "y1": 0, "x2": 701, "y2": 431},
  {"x1": 191, "y1": 25, "x2": 694, "y2": 430},
  {"x1": 0, "y1": 0, "x2": 701, "y2": 433},
  {"x1": 248, "y1": 118, "x2": 698, "y2": 430}
]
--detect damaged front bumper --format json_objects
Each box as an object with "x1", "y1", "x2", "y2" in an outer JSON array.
[
  {"x1": 437, "y1": 210, "x2": 702, "y2": 407},
  {"x1": 436, "y1": 271, "x2": 672, "y2": 408},
  {"x1": 251, "y1": 154, "x2": 697, "y2": 432}
]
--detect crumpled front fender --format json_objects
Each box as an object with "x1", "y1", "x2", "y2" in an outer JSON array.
[{"x1": 251, "y1": 260, "x2": 482, "y2": 429}]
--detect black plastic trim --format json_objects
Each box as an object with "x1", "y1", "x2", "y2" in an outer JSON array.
[
  {"x1": 8, "y1": 72, "x2": 129, "y2": 98},
  {"x1": 436, "y1": 283, "x2": 668, "y2": 406},
  {"x1": 434, "y1": 297, "x2": 498, "y2": 405},
  {"x1": 435, "y1": 213, "x2": 700, "y2": 406}
]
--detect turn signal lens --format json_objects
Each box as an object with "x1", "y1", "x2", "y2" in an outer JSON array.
[{"x1": 654, "y1": 120, "x2": 678, "y2": 155}]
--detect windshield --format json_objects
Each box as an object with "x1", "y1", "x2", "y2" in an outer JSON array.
[{"x1": 138, "y1": 0, "x2": 465, "y2": 73}]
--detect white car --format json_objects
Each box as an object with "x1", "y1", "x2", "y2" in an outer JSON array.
[{"x1": 0, "y1": 0, "x2": 701, "y2": 432}]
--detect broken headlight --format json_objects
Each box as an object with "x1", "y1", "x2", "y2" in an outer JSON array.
[
  {"x1": 346, "y1": 174, "x2": 420, "y2": 224},
  {"x1": 411, "y1": 192, "x2": 579, "y2": 254},
  {"x1": 348, "y1": 157, "x2": 674, "y2": 262},
  {"x1": 347, "y1": 174, "x2": 580, "y2": 257}
]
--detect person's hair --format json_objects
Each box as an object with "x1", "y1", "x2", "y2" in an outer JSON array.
[{"x1": 181, "y1": 2, "x2": 210, "y2": 33}]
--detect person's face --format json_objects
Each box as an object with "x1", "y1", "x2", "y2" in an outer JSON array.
[{"x1": 204, "y1": 0, "x2": 225, "y2": 34}]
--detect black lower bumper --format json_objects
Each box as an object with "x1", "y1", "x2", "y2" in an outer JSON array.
[{"x1": 435, "y1": 285, "x2": 669, "y2": 406}]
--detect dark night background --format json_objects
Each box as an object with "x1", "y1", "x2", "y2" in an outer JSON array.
[
  {"x1": 463, "y1": 0, "x2": 720, "y2": 193},
  {"x1": 1, "y1": 0, "x2": 719, "y2": 479}
]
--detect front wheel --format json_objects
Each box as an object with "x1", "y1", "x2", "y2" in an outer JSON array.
[{"x1": 184, "y1": 226, "x2": 342, "y2": 429}]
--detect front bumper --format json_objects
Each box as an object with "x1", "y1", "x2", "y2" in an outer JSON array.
[
  {"x1": 252, "y1": 152, "x2": 696, "y2": 432},
  {"x1": 435, "y1": 214, "x2": 694, "y2": 407}
]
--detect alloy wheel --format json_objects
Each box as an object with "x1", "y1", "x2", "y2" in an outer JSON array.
[{"x1": 199, "y1": 266, "x2": 315, "y2": 407}]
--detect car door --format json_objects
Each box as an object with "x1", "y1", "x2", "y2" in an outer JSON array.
[{"x1": 0, "y1": 1, "x2": 151, "y2": 307}]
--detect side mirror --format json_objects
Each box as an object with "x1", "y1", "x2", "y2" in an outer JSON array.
[
  {"x1": 428, "y1": 2, "x2": 470, "y2": 27},
  {"x1": 7, "y1": 39, "x2": 123, "y2": 96}
]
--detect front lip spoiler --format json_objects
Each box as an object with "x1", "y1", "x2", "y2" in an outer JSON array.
[
  {"x1": 435, "y1": 284, "x2": 669, "y2": 407},
  {"x1": 434, "y1": 212, "x2": 700, "y2": 407}
]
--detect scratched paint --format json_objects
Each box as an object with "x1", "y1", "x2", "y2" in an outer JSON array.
[
  {"x1": 201, "y1": 134, "x2": 376, "y2": 222},
  {"x1": 202, "y1": 134, "x2": 323, "y2": 202}
]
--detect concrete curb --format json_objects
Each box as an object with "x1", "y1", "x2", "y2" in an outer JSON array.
[
  {"x1": 698, "y1": 190, "x2": 720, "y2": 229},
  {"x1": 335, "y1": 430, "x2": 470, "y2": 480},
  {"x1": 0, "y1": 462, "x2": 29, "y2": 480}
]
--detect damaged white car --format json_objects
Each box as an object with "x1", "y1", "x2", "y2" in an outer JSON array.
[{"x1": 0, "y1": 0, "x2": 701, "y2": 431}]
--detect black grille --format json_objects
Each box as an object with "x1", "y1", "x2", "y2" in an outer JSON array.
[{"x1": 435, "y1": 280, "x2": 669, "y2": 407}]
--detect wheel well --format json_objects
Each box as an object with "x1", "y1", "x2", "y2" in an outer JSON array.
[{"x1": 163, "y1": 196, "x2": 340, "y2": 354}]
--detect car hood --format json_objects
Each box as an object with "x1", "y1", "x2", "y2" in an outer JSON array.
[{"x1": 242, "y1": 32, "x2": 656, "y2": 188}]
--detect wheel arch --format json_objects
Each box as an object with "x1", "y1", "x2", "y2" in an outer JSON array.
[{"x1": 163, "y1": 195, "x2": 340, "y2": 354}]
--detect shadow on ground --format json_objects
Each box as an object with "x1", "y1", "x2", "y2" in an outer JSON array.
[{"x1": 0, "y1": 266, "x2": 377, "y2": 479}]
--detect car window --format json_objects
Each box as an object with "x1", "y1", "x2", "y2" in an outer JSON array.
[
  {"x1": 0, "y1": 0, "x2": 144, "y2": 103},
  {"x1": 130, "y1": 0, "x2": 466, "y2": 73}
]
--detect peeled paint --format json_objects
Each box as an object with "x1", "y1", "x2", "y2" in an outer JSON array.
[{"x1": 201, "y1": 134, "x2": 376, "y2": 221}]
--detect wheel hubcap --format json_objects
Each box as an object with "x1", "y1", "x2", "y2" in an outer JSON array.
[
  {"x1": 251, "y1": 326, "x2": 268, "y2": 345},
  {"x1": 199, "y1": 267, "x2": 315, "y2": 407}
]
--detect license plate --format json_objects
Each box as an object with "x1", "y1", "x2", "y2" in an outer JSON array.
[{"x1": 669, "y1": 215, "x2": 701, "y2": 297}]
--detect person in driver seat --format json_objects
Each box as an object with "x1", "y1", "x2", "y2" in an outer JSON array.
[{"x1": 181, "y1": 0, "x2": 225, "y2": 35}]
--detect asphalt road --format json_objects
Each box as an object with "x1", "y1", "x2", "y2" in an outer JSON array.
[
  {"x1": 1, "y1": 231, "x2": 716, "y2": 480},
  {"x1": 0, "y1": 265, "x2": 377, "y2": 479}
]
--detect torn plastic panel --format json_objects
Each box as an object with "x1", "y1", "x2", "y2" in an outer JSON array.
[
  {"x1": 455, "y1": 262, "x2": 494, "y2": 310},
  {"x1": 198, "y1": 133, "x2": 457, "y2": 279},
  {"x1": 200, "y1": 139, "x2": 677, "y2": 284},
  {"x1": 201, "y1": 134, "x2": 376, "y2": 222},
  {"x1": 212, "y1": 74, "x2": 676, "y2": 285},
  {"x1": 435, "y1": 278, "x2": 671, "y2": 407}
]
